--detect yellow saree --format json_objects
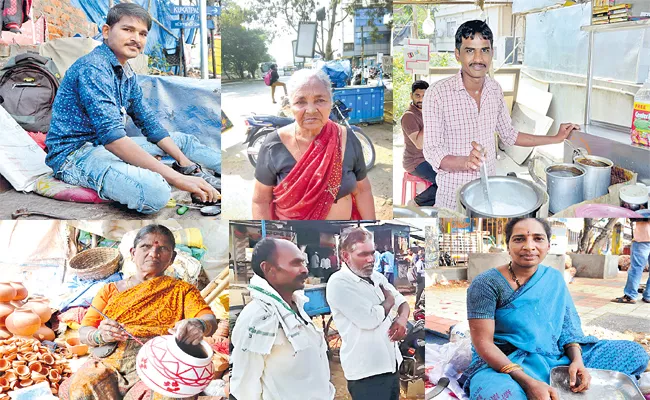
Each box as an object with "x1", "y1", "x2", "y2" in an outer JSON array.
[{"x1": 61, "y1": 276, "x2": 213, "y2": 400}]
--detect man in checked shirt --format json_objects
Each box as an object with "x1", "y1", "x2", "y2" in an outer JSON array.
[{"x1": 422, "y1": 20, "x2": 580, "y2": 211}]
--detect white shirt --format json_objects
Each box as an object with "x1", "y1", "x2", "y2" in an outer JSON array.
[
  {"x1": 326, "y1": 265, "x2": 407, "y2": 381},
  {"x1": 320, "y1": 258, "x2": 331, "y2": 270},
  {"x1": 231, "y1": 294, "x2": 335, "y2": 400}
]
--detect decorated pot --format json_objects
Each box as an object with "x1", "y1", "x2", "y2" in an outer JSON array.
[
  {"x1": 9, "y1": 282, "x2": 27, "y2": 301},
  {"x1": 5, "y1": 307, "x2": 40, "y2": 337},
  {"x1": 0, "y1": 283, "x2": 16, "y2": 302},
  {"x1": 25, "y1": 297, "x2": 52, "y2": 323},
  {"x1": 136, "y1": 335, "x2": 214, "y2": 398}
]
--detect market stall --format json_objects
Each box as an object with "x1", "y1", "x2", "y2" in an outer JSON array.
[{"x1": 393, "y1": 0, "x2": 650, "y2": 220}]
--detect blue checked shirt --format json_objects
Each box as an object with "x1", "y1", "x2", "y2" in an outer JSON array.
[{"x1": 45, "y1": 43, "x2": 169, "y2": 173}]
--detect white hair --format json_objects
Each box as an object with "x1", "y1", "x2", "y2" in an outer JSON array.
[{"x1": 287, "y1": 68, "x2": 333, "y2": 101}]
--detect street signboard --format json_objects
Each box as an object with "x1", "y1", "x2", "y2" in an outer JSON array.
[
  {"x1": 170, "y1": 5, "x2": 220, "y2": 16},
  {"x1": 171, "y1": 19, "x2": 215, "y2": 29}
]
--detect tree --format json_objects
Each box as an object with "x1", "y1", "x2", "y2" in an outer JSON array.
[
  {"x1": 588, "y1": 219, "x2": 618, "y2": 254},
  {"x1": 221, "y1": 1, "x2": 272, "y2": 79},
  {"x1": 248, "y1": 0, "x2": 390, "y2": 61},
  {"x1": 577, "y1": 219, "x2": 595, "y2": 253},
  {"x1": 576, "y1": 219, "x2": 617, "y2": 254}
]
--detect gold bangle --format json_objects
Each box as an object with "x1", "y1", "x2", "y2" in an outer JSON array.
[
  {"x1": 499, "y1": 363, "x2": 522, "y2": 374},
  {"x1": 565, "y1": 343, "x2": 582, "y2": 353},
  {"x1": 501, "y1": 366, "x2": 522, "y2": 374}
]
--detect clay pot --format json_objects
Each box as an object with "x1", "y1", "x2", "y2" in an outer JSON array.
[
  {"x1": 33, "y1": 325, "x2": 55, "y2": 342},
  {"x1": 9, "y1": 301, "x2": 24, "y2": 308},
  {"x1": 0, "y1": 378, "x2": 8, "y2": 391},
  {"x1": 136, "y1": 335, "x2": 214, "y2": 397},
  {"x1": 17, "y1": 378, "x2": 33, "y2": 388},
  {"x1": 47, "y1": 369, "x2": 60, "y2": 382},
  {"x1": 0, "y1": 328, "x2": 12, "y2": 340},
  {"x1": 0, "y1": 283, "x2": 16, "y2": 302},
  {"x1": 31, "y1": 371, "x2": 46, "y2": 382},
  {"x1": 5, "y1": 307, "x2": 40, "y2": 337},
  {"x1": 4, "y1": 371, "x2": 17, "y2": 382},
  {"x1": 25, "y1": 297, "x2": 52, "y2": 324},
  {"x1": 9, "y1": 283, "x2": 27, "y2": 301},
  {"x1": 0, "y1": 359, "x2": 9, "y2": 371},
  {"x1": 14, "y1": 365, "x2": 29, "y2": 379},
  {"x1": 65, "y1": 338, "x2": 88, "y2": 356},
  {"x1": 28, "y1": 361, "x2": 42, "y2": 373},
  {"x1": 40, "y1": 353, "x2": 54, "y2": 365},
  {"x1": 0, "y1": 302, "x2": 15, "y2": 327}
]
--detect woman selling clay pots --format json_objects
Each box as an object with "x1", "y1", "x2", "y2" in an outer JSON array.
[
  {"x1": 251, "y1": 68, "x2": 376, "y2": 220},
  {"x1": 59, "y1": 224, "x2": 217, "y2": 400}
]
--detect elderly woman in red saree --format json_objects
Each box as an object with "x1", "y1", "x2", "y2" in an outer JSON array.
[
  {"x1": 251, "y1": 68, "x2": 376, "y2": 220},
  {"x1": 59, "y1": 224, "x2": 218, "y2": 400}
]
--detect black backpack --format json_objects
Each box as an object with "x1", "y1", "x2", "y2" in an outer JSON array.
[{"x1": 0, "y1": 53, "x2": 61, "y2": 133}]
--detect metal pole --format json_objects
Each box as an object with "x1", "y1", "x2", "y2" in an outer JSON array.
[
  {"x1": 360, "y1": 25, "x2": 364, "y2": 84},
  {"x1": 210, "y1": 28, "x2": 217, "y2": 79},
  {"x1": 199, "y1": 0, "x2": 209, "y2": 80},
  {"x1": 179, "y1": 0, "x2": 186, "y2": 77},
  {"x1": 584, "y1": 30, "x2": 595, "y2": 126}
]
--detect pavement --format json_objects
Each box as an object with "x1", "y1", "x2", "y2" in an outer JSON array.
[
  {"x1": 221, "y1": 77, "x2": 394, "y2": 220},
  {"x1": 0, "y1": 185, "x2": 219, "y2": 220},
  {"x1": 425, "y1": 270, "x2": 650, "y2": 339}
]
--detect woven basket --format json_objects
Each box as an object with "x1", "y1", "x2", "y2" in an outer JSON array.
[{"x1": 69, "y1": 248, "x2": 122, "y2": 281}]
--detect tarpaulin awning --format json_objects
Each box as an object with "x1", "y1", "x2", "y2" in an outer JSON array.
[
  {"x1": 125, "y1": 74, "x2": 221, "y2": 149},
  {"x1": 70, "y1": 0, "x2": 199, "y2": 55}
]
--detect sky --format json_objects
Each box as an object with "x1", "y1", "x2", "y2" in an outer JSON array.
[{"x1": 242, "y1": 0, "x2": 342, "y2": 67}]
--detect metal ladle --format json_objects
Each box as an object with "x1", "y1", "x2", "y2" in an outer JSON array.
[
  {"x1": 479, "y1": 148, "x2": 493, "y2": 214},
  {"x1": 564, "y1": 139, "x2": 587, "y2": 158}
]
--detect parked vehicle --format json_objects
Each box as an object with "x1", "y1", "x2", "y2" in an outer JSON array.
[
  {"x1": 399, "y1": 294, "x2": 425, "y2": 392},
  {"x1": 243, "y1": 99, "x2": 376, "y2": 170}
]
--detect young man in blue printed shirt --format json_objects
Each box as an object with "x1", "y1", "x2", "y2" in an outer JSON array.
[{"x1": 45, "y1": 3, "x2": 221, "y2": 214}]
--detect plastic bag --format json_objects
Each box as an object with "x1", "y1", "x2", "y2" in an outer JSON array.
[
  {"x1": 315, "y1": 60, "x2": 352, "y2": 88},
  {"x1": 450, "y1": 320, "x2": 471, "y2": 343},
  {"x1": 426, "y1": 338, "x2": 473, "y2": 399},
  {"x1": 0, "y1": 105, "x2": 52, "y2": 191}
]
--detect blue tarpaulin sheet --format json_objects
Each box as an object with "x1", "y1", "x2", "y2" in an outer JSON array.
[
  {"x1": 69, "y1": 0, "x2": 198, "y2": 55},
  {"x1": 125, "y1": 75, "x2": 221, "y2": 150},
  {"x1": 316, "y1": 60, "x2": 352, "y2": 88}
]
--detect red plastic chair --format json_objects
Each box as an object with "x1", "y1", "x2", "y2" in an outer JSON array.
[{"x1": 402, "y1": 171, "x2": 433, "y2": 205}]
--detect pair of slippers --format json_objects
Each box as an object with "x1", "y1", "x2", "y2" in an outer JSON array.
[{"x1": 611, "y1": 295, "x2": 650, "y2": 304}]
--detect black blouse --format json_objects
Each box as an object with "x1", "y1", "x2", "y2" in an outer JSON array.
[{"x1": 254, "y1": 127, "x2": 367, "y2": 200}]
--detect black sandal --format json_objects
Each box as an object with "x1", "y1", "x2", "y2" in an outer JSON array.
[{"x1": 612, "y1": 295, "x2": 636, "y2": 304}]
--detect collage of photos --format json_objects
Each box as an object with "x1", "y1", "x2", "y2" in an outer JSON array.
[{"x1": 0, "y1": 0, "x2": 649, "y2": 399}]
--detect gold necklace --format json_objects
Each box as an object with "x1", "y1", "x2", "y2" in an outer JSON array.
[{"x1": 508, "y1": 262, "x2": 521, "y2": 289}]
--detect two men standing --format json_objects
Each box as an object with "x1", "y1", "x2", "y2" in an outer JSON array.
[{"x1": 231, "y1": 228, "x2": 410, "y2": 400}]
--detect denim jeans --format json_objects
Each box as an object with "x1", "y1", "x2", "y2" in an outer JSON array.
[
  {"x1": 623, "y1": 241, "x2": 650, "y2": 300},
  {"x1": 54, "y1": 132, "x2": 221, "y2": 214},
  {"x1": 410, "y1": 161, "x2": 438, "y2": 206}
]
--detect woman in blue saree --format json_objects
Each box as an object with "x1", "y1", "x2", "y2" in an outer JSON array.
[{"x1": 464, "y1": 218, "x2": 649, "y2": 400}]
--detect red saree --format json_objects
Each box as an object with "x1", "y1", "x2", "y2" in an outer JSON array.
[{"x1": 271, "y1": 121, "x2": 361, "y2": 220}]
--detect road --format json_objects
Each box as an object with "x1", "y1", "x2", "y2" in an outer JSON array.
[{"x1": 221, "y1": 77, "x2": 393, "y2": 220}]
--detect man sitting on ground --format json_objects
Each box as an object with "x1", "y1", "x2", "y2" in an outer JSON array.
[{"x1": 45, "y1": 3, "x2": 221, "y2": 214}]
